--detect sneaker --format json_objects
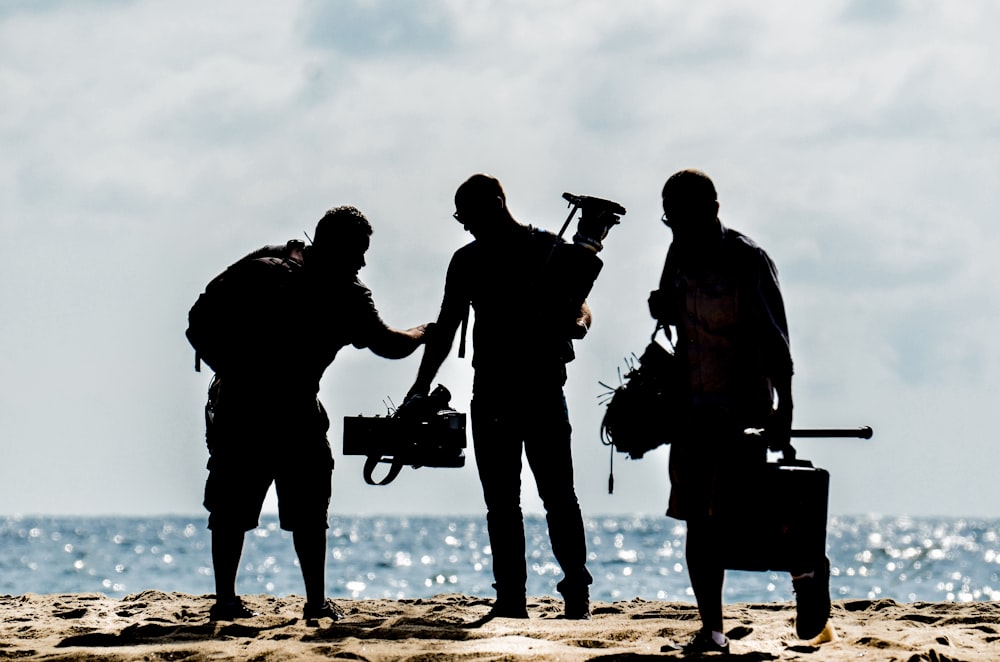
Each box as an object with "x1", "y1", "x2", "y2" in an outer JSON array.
[
  {"x1": 793, "y1": 557, "x2": 832, "y2": 640},
  {"x1": 672, "y1": 628, "x2": 729, "y2": 654},
  {"x1": 209, "y1": 597, "x2": 258, "y2": 621},
  {"x1": 303, "y1": 598, "x2": 345, "y2": 621}
]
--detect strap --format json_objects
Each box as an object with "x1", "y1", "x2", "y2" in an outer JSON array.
[
  {"x1": 363, "y1": 456, "x2": 404, "y2": 486},
  {"x1": 652, "y1": 321, "x2": 678, "y2": 351},
  {"x1": 457, "y1": 303, "x2": 469, "y2": 358}
]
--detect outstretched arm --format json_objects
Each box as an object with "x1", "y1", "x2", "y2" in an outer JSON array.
[{"x1": 367, "y1": 323, "x2": 430, "y2": 359}]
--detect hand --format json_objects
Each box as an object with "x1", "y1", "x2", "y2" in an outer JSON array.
[
  {"x1": 574, "y1": 207, "x2": 621, "y2": 252},
  {"x1": 763, "y1": 405, "x2": 793, "y2": 453},
  {"x1": 648, "y1": 289, "x2": 667, "y2": 320},
  {"x1": 413, "y1": 322, "x2": 435, "y2": 344},
  {"x1": 403, "y1": 384, "x2": 429, "y2": 406}
]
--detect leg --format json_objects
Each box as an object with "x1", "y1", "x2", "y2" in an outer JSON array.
[
  {"x1": 685, "y1": 518, "x2": 724, "y2": 634},
  {"x1": 471, "y1": 396, "x2": 528, "y2": 609},
  {"x1": 293, "y1": 528, "x2": 328, "y2": 607},
  {"x1": 211, "y1": 527, "x2": 246, "y2": 602},
  {"x1": 522, "y1": 389, "x2": 591, "y2": 604},
  {"x1": 206, "y1": 527, "x2": 258, "y2": 619},
  {"x1": 273, "y1": 428, "x2": 340, "y2": 621},
  {"x1": 203, "y1": 453, "x2": 271, "y2": 610}
]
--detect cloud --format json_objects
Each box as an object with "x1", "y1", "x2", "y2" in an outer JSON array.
[
  {"x1": 2, "y1": 0, "x2": 1000, "y2": 518},
  {"x1": 301, "y1": 0, "x2": 457, "y2": 57}
]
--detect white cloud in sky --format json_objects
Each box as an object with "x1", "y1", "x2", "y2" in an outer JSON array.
[{"x1": 1, "y1": 0, "x2": 999, "y2": 519}]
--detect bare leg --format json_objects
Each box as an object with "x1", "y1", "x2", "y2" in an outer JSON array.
[
  {"x1": 685, "y1": 519, "x2": 724, "y2": 633},
  {"x1": 293, "y1": 528, "x2": 328, "y2": 606},
  {"x1": 212, "y1": 528, "x2": 246, "y2": 602}
]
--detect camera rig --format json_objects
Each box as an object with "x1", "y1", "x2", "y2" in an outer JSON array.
[
  {"x1": 343, "y1": 384, "x2": 467, "y2": 486},
  {"x1": 559, "y1": 192, "x2": 626, "y2": 252}
]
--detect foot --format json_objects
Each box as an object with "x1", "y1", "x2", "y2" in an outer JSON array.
[
  {"x1": 303, "y1": 598, "x2": 345, "y2": 621},
  {"x1": 665, "y1": 628, "x2": 729, "y2": 654},
  {"x1": 562, "y1": 590, "x2": 591, "y2": 620},
  {"x1": 487, "y1": 598, "x2": 529, "y2": 619},
  {"x1": 793, "y1": 557, "x2": 832, "y2": 640},
  {"x1": 563, "y1": 599, "x2": 591, "y2": 620},
  {"x1": 209, "y1": 597, "x2": 258, "y2": 621}
]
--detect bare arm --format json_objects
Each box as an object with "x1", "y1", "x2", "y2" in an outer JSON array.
[
  {"x1": 367, "y1": 323, "x2": 430, "y2": 359},
  {"x1": 406, "y1": 252, "x2": 470, "y2": 399}
]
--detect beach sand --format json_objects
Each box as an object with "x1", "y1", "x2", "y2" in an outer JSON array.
[{"x1": 1, "y1": 591, "x2": 997, "y2": 661}]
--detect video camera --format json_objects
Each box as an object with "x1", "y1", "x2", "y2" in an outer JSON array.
[{"x1": 343, "y1": 384, "x2": 467, "y2": 486}]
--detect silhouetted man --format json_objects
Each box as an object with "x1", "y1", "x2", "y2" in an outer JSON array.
[
  {"x1": 197, "y1": 206, "x2": 427, "y2": 621},
  {"x1": 648, "y1": 169, "x2": 829, "y2": 653},
  {"x1": 405, "y1": 174, "x2": 614, "y2": 619}
]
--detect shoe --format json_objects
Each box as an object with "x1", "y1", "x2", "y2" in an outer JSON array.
[
  {"x1": 675, "y1": 628, "x2": 729, "y2": 654},
  {"x1": 793, "y1": 557, "x2": 832, "y2": 640},
  {"x1": 564, "y1": 598, "x2": 591, "y2": 620},
  {"x1": 487, "y1": 598, "x2": 529, "y2": 619},
  {"x1": 557, "y1": 578, "x2": 591, "y2": 620},
  {"x1": 209, "y1": 597, "x2": 258, "y2": 621},
  {"x1": 562, "y1": 590, "x2": 591, "y2": 620},
  {"x1": 303, "y1": 598, "x2": 345, "y2": 621}
]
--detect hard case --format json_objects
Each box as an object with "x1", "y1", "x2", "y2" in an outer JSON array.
[{"x1": 713, "y1": 460, "x2": 830, "y2": 572}]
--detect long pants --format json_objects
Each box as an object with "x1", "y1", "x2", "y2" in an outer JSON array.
[{"x1": 471, "y1": 383, "x2": 592, "y2": 599}]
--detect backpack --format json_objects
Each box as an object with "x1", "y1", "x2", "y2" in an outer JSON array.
[{"x1": 186, "y1": 240, "x2": 305, "y2": 373}]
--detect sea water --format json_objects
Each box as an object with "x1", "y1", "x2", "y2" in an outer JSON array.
[{"x1": 1, "y1": 515, "x2": 997, "y2": 604}]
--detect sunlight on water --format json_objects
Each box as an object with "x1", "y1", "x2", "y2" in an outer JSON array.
[{"x1": 1, "y1": 515, "x2": 997, "y2": 603}]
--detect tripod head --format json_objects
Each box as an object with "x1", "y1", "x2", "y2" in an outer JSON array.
[
  {"x1": 559, "y1": 192, "x2": 627, "y2": 252},
  {"x1": 562, "y1": 192, "x2": 627, "y2": 218}
]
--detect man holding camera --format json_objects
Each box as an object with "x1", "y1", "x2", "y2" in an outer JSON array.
[
  {"x1": 648, "y1": 169, "x2": 828, "y2": 653},
  {"x1": 195, "y1": 206, "x2": 428, "y2": 622},
  {"x1": 405, "y1": 174, "x2": 618, "y2": 620}
]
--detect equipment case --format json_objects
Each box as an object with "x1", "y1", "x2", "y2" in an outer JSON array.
[{"x1": 714, "y1": 460, "x2": 830, "y2": 572}]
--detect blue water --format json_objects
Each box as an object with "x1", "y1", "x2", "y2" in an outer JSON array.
[{"x1": 1, "y1": 515, "x2": 997, "y2": 604}]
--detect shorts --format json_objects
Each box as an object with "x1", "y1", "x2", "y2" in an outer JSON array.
[
  {"x1": 204, "y1": 443, "x2": 334, "y2": 532},
  {"x1": 202, "y1": 379, "x2": 335, "y2": 532}
]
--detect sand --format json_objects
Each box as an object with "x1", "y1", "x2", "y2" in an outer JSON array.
[{"x1": 1, "y1": 591, "x2": 997, "y2": 661}]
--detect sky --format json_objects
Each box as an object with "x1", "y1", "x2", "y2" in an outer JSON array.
[{"x1": 1, "y1": 0, "x2": 998, "y2": 520}]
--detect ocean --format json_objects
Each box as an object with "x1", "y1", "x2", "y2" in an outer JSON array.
[{"x1": 1, "y1": 515, "x2": 997, "y2": 605}]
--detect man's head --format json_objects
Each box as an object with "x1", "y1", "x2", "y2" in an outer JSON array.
[
  {"x1": 661, "y1": 169, "x2": 720, "y2": 243},
  {"x1": 311, "y1": 205, "x2": 373, "y2": 276},
  {"x1": 453, "y1": 173, "x2": 514, "y2": 240}
]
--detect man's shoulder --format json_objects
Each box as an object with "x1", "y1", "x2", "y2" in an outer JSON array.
[
  {"x1": 454, "y1": 239, "x2": 478, "y2": 257},
  {"x1": 723, "y1": 227, "x2": 779, "y2": 277},
  {"x1": 724, "y1": 227, "x2": 770, "y2": 258},
  {"x1": 527, "y1": 225, "x2": 561, "y2": 244},
  {"x1": 244, "y1": 241, "x2": 296, "y2": 259},
  {"x1": 240, "y1": 240, "x2": 304, "y2": 269}
]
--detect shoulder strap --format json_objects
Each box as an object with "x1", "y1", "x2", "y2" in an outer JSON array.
[{"x1": 458, "y1": 304, "x2": 469, "y2": 358}]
